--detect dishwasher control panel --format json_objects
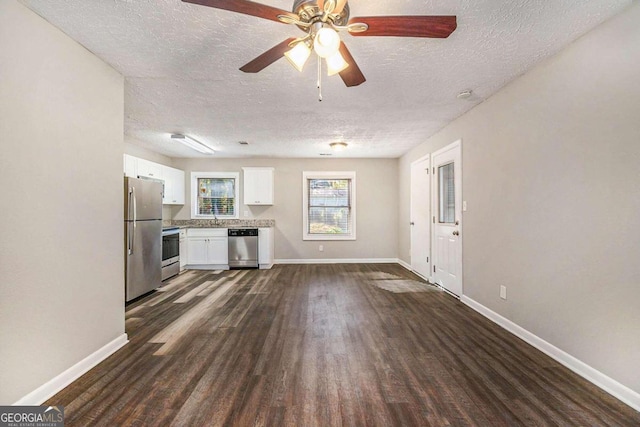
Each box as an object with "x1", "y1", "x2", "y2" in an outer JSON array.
[{"x1": 228, "y1": 228, "x2": 259, "y2": 237}]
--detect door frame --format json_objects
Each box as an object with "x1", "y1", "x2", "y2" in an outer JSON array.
[
  {"x1": 431, "y1": 139, "x2": 463, "y2": 297},
  {"x1": 410, "y1": 154, "x2": 431, "y2": 280}
]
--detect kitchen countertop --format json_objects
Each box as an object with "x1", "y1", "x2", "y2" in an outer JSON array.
[{"x1": 164, "y1": 219, "x2": 275, "y2": 229}]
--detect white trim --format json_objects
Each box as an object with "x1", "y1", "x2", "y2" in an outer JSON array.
[
  {"x1": 13, "y1": 334, "x2": 129, "y2": 405},
  {"x1": 397, "y1": 259, "x2": 436, "y2": 284},
  {"x1": 431, "y1": 138, "x2": 462, "y2": 158},
  {"x1": 191, "y1": 171, "x2": 240, "y2": 219},
  {"x1": 275, "y1": 258, "x2": 398, "y2": 265},
  {"x1": 460, "y1": 296, "x2": 640, "y2": 412},
  {"x1": 302, "y1": 171, "x2": 356, "y2": 241},
  {"x1": 397, "y1": 258, "x2": 412, "y2": 271}
]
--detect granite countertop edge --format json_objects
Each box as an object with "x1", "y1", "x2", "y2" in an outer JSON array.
[{"x1": 163, "y1": 219, "x2": 275, "y2": 229}]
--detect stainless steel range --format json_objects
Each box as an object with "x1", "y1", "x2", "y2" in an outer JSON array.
[{"x1": 162, "y1": 227, "x2": 180, "y2": 281}]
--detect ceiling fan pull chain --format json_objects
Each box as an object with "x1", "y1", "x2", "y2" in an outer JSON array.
[{"x1": 317, "y1": 56, "x2": 323, "y2": 102}]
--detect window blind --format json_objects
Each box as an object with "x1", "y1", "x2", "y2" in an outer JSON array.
[
  {"x1": 198, "y1": 177, "x2": 236, "y2": 216},
  {"x1": 307, "y1": 178, "x2": 351, "y2": 235}
]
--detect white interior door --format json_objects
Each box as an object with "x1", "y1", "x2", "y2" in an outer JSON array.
[
  {"x1": 410, "y1": 155, "x2": 431, "y2": 279},
  {"x1": 432, "y1": 140, "x2": 462, "y2": 296}
]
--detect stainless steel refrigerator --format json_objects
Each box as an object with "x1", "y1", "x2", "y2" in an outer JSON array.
[{"x1": 124, "y1": 177, "x2": 163, "y2": 301}]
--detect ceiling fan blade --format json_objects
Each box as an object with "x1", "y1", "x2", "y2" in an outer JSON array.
[
  {"x1": 182, "y1": 0, "x2": 297, "y2": 23},
  {"x1": 338, "y1": 42, "x2": 365, "y2": 87},
  {"x1": 334, "y1": 0, "x2": 348, "y2": 14},
  {"x1": 239, "y1": 38, "x2": 297, "y2": 73},
  {"x1": 348, "y1": 16, "x2": 457, "y2": 38}
]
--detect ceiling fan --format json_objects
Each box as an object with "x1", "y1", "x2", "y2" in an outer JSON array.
[{"x1": 182, "y1": 0, "x2": 457, "y2": 88}]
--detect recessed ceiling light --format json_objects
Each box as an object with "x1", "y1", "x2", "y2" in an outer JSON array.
[
  {"x1": 457, "y1": 89, "x2": 473, "y2": 100},
  {"x1": 330, "y1": 142, "x2": 348, "y2": 151}
]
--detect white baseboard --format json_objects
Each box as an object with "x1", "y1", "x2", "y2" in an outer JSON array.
[
  {"x1": 396, "y1": 259, "x2": 412, "y2": 271},
  {"x1": 395, "y1": 260, "x2": 434, "y2": 283},
  {"x1": 13, "y1": 333, "x2": 129, "y2": 405},
  {"x1": 274, "y1": 258, "x2": 399, "y2": 265},
  {"x1": 460, "y1": 296, "x2": 640, "y2": 412}
]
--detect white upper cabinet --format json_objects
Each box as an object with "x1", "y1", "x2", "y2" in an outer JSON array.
[
  {"x1": 243, "y1": 167, "x2": 274, "y2": 206},
  {"x1": 123, "y1": 155, "x2": 185, "y2": 205},
  {"x1": 137, "y1": 158, "x2": 163, "y2": 179},
  {"x1": 162, "y1": 165, "x2": 185, "y2": 205},
  {"x1": 124, "y1": 154, "x2": 137, "y2": 178}
]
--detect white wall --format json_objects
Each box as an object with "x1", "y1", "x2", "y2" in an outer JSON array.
[
  {"x1": 0, "y1": 1, "x2": 125, "y2": 404},
  {"x1": 171, "y1": 158, "x2": 398, "y2": 261},
  {"x1": 399, "y1": 3, "x2": 640, "y2": 395},
  {"x1": 125, "y1": 139, "x2": 173, "y2": 166}
]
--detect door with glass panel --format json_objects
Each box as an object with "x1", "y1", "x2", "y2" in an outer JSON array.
[{"x1": 432, "y1": 140, "x2": 462, "y2": 296}]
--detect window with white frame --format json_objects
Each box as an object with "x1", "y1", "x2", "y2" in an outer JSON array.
[
  {"x1": 191, "y1": 172, "x2": 239, "y2": 219},
  {"x1": 302, "y1": 171, "x2": 356, "y2": 240}
]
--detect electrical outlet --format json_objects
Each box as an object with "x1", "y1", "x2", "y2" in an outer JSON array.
[
  {"x1": 500, "y1": 285, "x2": 507, "y2": 300},
  {"x1": 319, "y1": 245, "x2": 324, "y2": 252}
]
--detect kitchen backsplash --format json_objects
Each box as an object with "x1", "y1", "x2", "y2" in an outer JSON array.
[{"x1": 167, "y1": 219, "x2": 275, "y2": 228}]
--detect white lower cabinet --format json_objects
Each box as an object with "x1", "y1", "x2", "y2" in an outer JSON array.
[
  {"x1": 179, "y1": 229, "x2": 187, "y2": 271},
  {"x1": 258, "y1": 228, "x2": 274, "y2": 269},
  {"x1": 186, "y1": 229, "x2": 228, "y2": 267}
]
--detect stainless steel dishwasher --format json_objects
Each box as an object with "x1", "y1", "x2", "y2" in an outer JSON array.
[{"x1": 228, "y1": 228, "x2": 259, "y2": 268}]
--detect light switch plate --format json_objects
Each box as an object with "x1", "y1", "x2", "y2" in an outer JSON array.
[
  {"x1": 463, "y1": 201, "x2": 467, "y2": 211},
  {"x1": 500, "y1": 285, "x2": 507, "y2": 300}
]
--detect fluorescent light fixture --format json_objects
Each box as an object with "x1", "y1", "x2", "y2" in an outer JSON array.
[
  {"x1": 170, "y1": 134, "x2": 214, "y2": 154},
  {"x1": 326, "y1": 51, "x2": 349, "y2": 76},
  {"x1": 330, "y1": 142, "x2": 348, "y2": 151},
  {"x1": 285, "y1": 42, "x2": 312, "y2": 72},
  {"x1": 314, "y1": 27, "x2": 341, "y2": 58}
]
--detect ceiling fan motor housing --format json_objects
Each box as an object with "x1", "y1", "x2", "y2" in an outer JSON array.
[{"x1": 292, "y1": 0, "x2": 350, "y2": 27}]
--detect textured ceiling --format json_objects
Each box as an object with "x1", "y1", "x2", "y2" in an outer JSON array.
[{"x1": 20, "y1": 0, "x2": 631, "y2": 158}]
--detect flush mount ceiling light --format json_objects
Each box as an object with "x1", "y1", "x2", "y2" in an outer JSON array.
[
  {"x1": 183, "y1": 0, "x2": 457, "y2": 97},
  {"x1": 330, "y1": 142, "x2": 348, "y2": 151},
  {"x1": 170, "y1": 134, "x2": 214, "y2": 154},
  {"x1": 457, "y1": 89, "x2": 473, "y2": 99}
]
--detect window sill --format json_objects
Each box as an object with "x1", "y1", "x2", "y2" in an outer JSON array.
[
  {"x1": 303, "y1": 234, "x2": 356, "y2": 241},
  {"x1": 192, "y1": 215, "x2": 239, "y2": 220}
]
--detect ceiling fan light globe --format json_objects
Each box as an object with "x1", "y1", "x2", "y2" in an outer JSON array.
[
  {"x1": 284, "y1": 42, "x2": 311, "y2": 72},
  {"x1": 314, "y1": 27, "x2": 341, "y2": 58},
  {"x1": 326, "y1": 51, "x2": 349, "y2": 76}
]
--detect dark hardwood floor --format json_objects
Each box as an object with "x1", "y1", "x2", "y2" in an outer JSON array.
[{"x1": 48, "y1": 264, "x2": 640, "y2": 426}]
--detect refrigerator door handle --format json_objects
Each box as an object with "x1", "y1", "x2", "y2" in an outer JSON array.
[
  {"x1": 133, "y1": 187, "x2": 137, "y2": 224},
  {"x1": 127, "y1": 188, "x2": 133, "y2": 254},
  {"x1": 131, "y1": 187, "x2": 137, "y2": 254}
]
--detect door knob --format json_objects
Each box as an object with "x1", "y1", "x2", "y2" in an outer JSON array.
[
  {"x1": 452, "y1": 230, "x2": 459, "y2": 236},
  {"x1": 410, "y1": 222, "x2": 415, "y2": 226}
]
